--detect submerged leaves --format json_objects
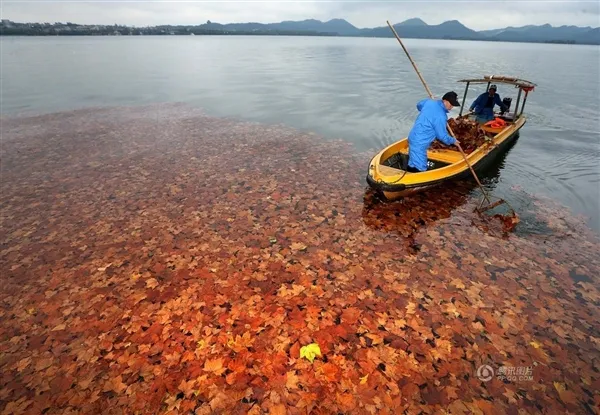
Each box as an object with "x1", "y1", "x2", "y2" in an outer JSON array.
[{"x1": 0, "y1": 104, "x2": 599, "y2": 414}]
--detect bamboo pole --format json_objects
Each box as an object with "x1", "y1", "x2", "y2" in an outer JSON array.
[{"x1": 386, "y1": 20, "x2": 492, "y2": 205}]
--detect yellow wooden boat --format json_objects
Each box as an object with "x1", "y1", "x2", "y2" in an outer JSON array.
[{"x1": 366, "y1": 75, "x2": 537, "y2": 201}]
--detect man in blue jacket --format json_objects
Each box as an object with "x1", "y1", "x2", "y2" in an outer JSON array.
[
  {"x1": 407, "y1": 91, "x2": 461, "y2": 173},
  {"x1": 468, "y1": 84, "x2": 508, "y2": 123}
]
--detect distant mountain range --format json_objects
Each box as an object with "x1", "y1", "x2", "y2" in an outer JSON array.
[
  {"x1": 202, "y1": 18, "x2": 599, "y2": 44},
  {"x1": 2, "y1": 18, "x2": 599, "y2": 45}
]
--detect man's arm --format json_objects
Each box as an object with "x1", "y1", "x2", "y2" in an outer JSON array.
[
  {"x1": 469, "y1": 94, "x2": 483, "y2": 111},
  {"x1": 433, "y1": 115, "x2": 456, "y2": 146},
  {"x1": 495, "y1": 94, "x2": 508, "y2": 112}
]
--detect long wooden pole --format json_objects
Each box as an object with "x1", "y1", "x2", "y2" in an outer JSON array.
[{"x1": 386, "y1": 20, "x2": 492, "y2": 205}]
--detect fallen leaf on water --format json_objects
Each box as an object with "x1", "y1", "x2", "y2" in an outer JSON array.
[
  {"x1": 103, "y1": 376, "x2": 127, "y2": 394},
  {"x1": 270, "y1": 403, "x2": 287, "y2": 415},
  {"x1": 204, "y1": 358, "x2": 226, "y2": 375},
  {"x1": 51, "y1": 323, "x2": 66, "y2": 331},
  {"x1": 177, "y1": 379, "x2": 197, "y2": 398},
  {"x1": 16, "y1": 357, "x2": 31, "y2": 372},
  {"x1": 451, "y1": 278, "x2": 466, "y2": 290},
  {"x1": 290, "y1": 242, "x2": 307, "y2": 251},
  {"x1": 286, "y1": 371, "x2": 299, "y2": 390},
  {"x1": 553, "y1": 382, "x2": 577, "y2": 405},
  {"x1": 146, "y1": 278, "x2": 159, "y2": 289}
]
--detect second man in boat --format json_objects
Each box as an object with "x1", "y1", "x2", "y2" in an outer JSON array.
[{"x1": 468, "y1": 84, "x2": 509, "y2": 123}]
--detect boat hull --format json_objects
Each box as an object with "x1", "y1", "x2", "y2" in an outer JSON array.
[{"x1": 366, "y1": 117, "x2": 525, "y2": 201}]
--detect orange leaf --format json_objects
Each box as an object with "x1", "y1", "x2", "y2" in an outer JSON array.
[
  {"x1": 553, "y1": 382, "x2": 577, "y2": 405},
  {"x1": 341, "y1": 307, "x2": 361, "y2": 325},
  {"x1": 181, "y1": 350, "x2": 195, "y2": 363},
  {"x1": 103, "y1": 375, "x2": 127, "y2": 394},
  {"x1": 318, "y1": 362, "x2": 341, "y2": 382},
  {"x1": 146, "y1": 278, "x2": 159, "y2": 289},
  {"x1": 289, "y1": 342, "x2": 300, "y2": 359},
  {"x1": 286, "y1": 371, "x2": 299, "y2": 390},
  {"x1": 365, "y1": 332, "x2": 384, "y2": 346},
  {"x1": 204, "y1": 358, "x2": 226, "y2": 375},
  {"x1": 16, "y1": 357, "x2": 31, "y2": 372},
  {"x1": 336, "y1": 392, "x2": 356, "y2": 411},
  {"x1": 177, "y1": 379, "x2": 196, "y2": 398},
  {"x1": 270, "y1": 403, "x2": 287, "y2": 415}
]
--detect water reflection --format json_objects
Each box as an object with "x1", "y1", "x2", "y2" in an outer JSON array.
[{"x1": 361, "y1": 182, "x2": 473, "y2": 250}]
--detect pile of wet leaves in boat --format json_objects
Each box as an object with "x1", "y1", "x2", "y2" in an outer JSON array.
[
  {"x1": 430, "y1": 118, "x2": 488, "y2": 154},
  {"x1": 1, "y1": 103, "x2": 599, "y2": 415}
]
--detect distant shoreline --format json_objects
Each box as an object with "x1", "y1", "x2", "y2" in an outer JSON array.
[{"x1": 1, "y1": 18, "x2": 598, "y2": 45}]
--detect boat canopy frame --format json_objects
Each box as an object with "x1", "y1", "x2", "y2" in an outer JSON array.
[{"x1": 456, "y1": 75, "x2": 537, "y2": 121}]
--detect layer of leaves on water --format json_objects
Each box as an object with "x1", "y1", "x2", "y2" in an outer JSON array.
[{"x1": 1, "y1": 104, "x2": 599, "y2": 415}]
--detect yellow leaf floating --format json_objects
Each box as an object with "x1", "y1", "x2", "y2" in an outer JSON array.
[
  {"x1": 299, "y1": 343, "x2": 321, "y2": 363},
  {"x1": 360, "y1": 374, "x2": 369, "y2": 384}
]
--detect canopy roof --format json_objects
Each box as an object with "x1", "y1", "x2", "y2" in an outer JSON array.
[{"x1": 457, "y1": 75, "x2": 537, "y2": 89}]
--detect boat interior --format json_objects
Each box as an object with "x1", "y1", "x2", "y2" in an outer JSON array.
[
  {"x1": 381, "y1": 151, "x2": 450, "y2": 172},
  {"x1": 478, "y1": 113, "x2": 517, "y2": 136},
  {"x1": 379, "y1": 113, "x2": 511, "y2": 173}
]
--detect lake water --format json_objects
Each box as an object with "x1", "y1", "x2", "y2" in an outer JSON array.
[
  {"x1": 2, "y1": 35, "x2": 599, "y2": 232},
  {"x1": 2, "y1": 36, "x2": 600, "y2": 414}
]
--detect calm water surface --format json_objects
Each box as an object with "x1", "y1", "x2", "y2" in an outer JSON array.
[{"x1": 2, "y1": 36, "x2": 599, "y2": 231}]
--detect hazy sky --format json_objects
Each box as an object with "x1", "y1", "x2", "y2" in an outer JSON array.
[{"x1": 2, "y1": 0, "x2": 599, "y2": 30}]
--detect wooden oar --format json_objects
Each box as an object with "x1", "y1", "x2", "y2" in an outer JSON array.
[{"x1": 386, "y1": 20, "x2": 498, "y2": 209}]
